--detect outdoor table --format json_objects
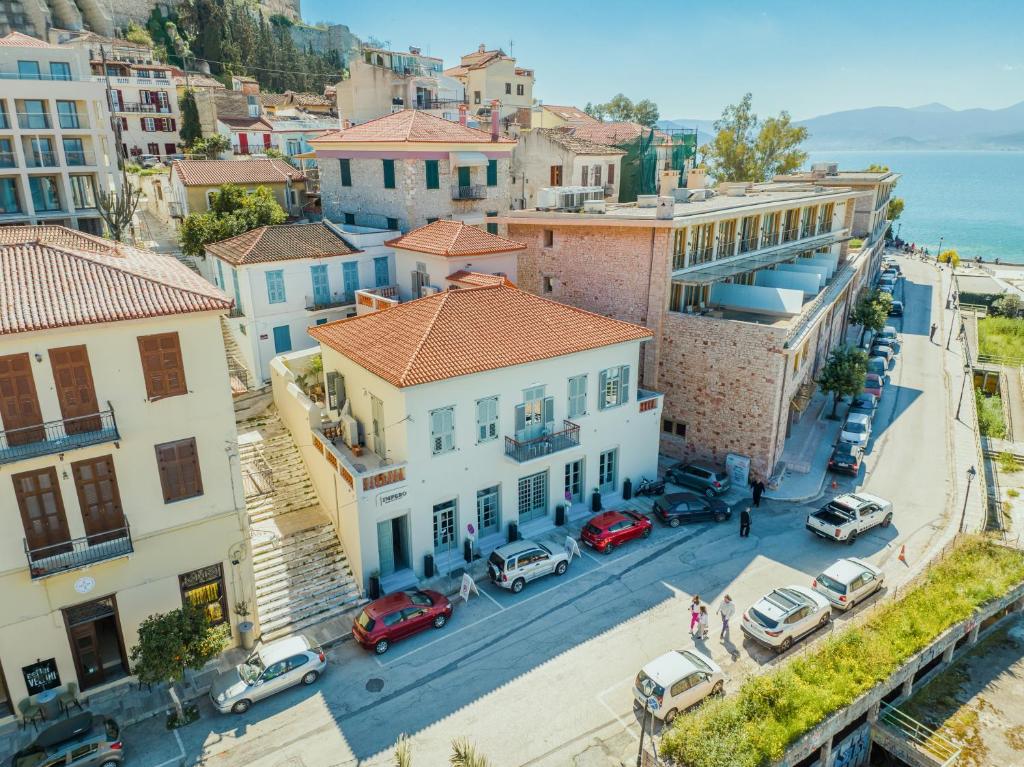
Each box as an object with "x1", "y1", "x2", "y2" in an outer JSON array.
[{"x1": 34, "y1": 688, "x2": 60, "y2": 720}]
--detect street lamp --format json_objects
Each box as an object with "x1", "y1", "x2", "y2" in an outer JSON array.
[
  {"x1": 896, "y1": 223, "x2": 902, "y2": 241},
  {"x1": 959, "y1": 465, "x2": 978, "y2": 532},
  {"x1": 956, "y1": 363, "x2": 972, "y2": 422},
  {"x1": 937, "y1": 236, "x2": 944, "y2": 261}
]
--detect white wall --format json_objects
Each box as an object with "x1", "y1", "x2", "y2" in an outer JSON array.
[{"x1": 393, "y1": 247, "x2": 519, "y2": 301}]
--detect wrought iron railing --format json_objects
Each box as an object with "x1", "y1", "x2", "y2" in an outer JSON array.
[
  {"x1": 241, "y1": 454, "x2": 274, "y2": 499},
  {"x1": 228, "y1": 306, "x2": 245, "y2": 318},
  {"x1": 452, "y1": 184, "x2": 487, "y2": 200},
  {"x1": 227, "y1": 356, "x2": 249, "y2": 391},
  {"x1": 115, "y1": 102, "x2": 172, "y2": 114},
  {"x1": 25, "y1": 522, "x2": 133, "y2": 579},
  {"x1": 505, "y1": 420, "x2": 580, "y2": 463},
  {"x1": 306, "y1": 293, "x2": 355, "y2": 311},
  {"x1": 0, "y1": 406, "x2": 119, "y2": 464}
]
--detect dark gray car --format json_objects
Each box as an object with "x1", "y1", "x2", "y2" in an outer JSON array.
[
  {"x1": 11, "y1": 713, "x2": 122, "y2": 767},
  {"x1": 665, "y1": 463, "x2": 731, "y2": 497}
]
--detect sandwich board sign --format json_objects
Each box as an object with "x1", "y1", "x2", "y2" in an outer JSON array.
[{"x1": 459, "y1": 573, "x2": 479, "y2": 603}]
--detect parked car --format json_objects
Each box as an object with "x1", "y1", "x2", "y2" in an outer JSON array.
[
  {"x1": 888, "y1": 300, "x2": 904, "y2": 317},
  {"x1": 352, "y1": 590, "x2": 453, "y2": 654},
  {"x1": 849, "y1": 392, "x2": 878, "y2": 418},
  {"x1": 740, "y1": 586, "x2": 831, "y2": 652},
  {"x1": 828, "y1": 442, "x2": 864, "y2": 475},
  {"x1": 879, "y1": 284, "x2": 895, "y2": 296},
  {"x1": 876, "y1": 326, "x2": 900, "y2": 347},
  {"x1": 210, "y1": 635, "x2": 326, "y2": 714},
  {"x1": 653, "y1": 492, "x2": 731, "y2": 527},
  {"x1": 806, "y1": 492, "x2": 894, "y2": 544},
  {"x1": 882, "y1": 260, "x2": 901, "y2": 274},
  {"x1": 488, "y1": 539, "x2": 570, "y2": 593},
  {"x1": 839, "y1": 413, "x2": 872, "y2": 448},
  {"x1": 863, "y1": 374, "x2": 885, "y2": 398},
  {"x1": 138, "y1": 154, "x2": 161, "y2": 168},
  {"x1": 581, "y1": 510, "x2": 652, "y2": 553},
  {"x1": 11, "y1": 713, "x2": 122, "y2": 767},
  {"x1": 870, "y1": 343, "x2": 896, "y2": 363},
  {"x1": 867, "y1": 356, "x2": 889, "y2": 376},
  {"x1": 813, "y1": 557, "x2": 885, "y2": 610},
  {"x1": 665, "y1": 462, "x2": 731, "y2": 497},
  {"x1": 632, "y1": 649, "x2": 725, "y2": 723}
]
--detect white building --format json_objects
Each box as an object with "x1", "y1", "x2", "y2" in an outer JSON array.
[
  {"x1": 205, "y1": 221, "x2": 397, "y2": 384},
  {"x1": 0, "y1": 31, "x2": 118, "y2": 234},
  {"x1": 272, "y1": 281, "x2": 662, "y2": 592}
]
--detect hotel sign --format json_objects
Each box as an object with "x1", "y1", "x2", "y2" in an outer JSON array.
[
  {"x1": 377, "y1": 486, "x2": 408, "y2": 507},
  {"x1": 362, "y1": 467, "x2": 406, "y2": 492}
]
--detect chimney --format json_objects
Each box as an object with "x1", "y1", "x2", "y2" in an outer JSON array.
[
  {"x1": 342, "y1": 119, "x2": 351, "y2": 130},
  {"x1": 478, "y1": 43, "x2": 486, "y2": 53},
  {"x1": 490, "y1": 100, "x2": 500, "y2": 141},
  {"x1": 458, "y1": 103, "x2": 467, "y2": 127}
]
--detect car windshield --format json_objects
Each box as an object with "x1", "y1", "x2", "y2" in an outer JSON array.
[
  {"x1": 681, "y1": 651, "x2": 712, "y2": 673},
  {"x1": 748, "y1": 607, "x2": 779, "y2": 629},
  {"x1": 356, "y1": 610, "x2": 375, "y2": 631},
  {"x1": 488, "y1": 551, "x2": 506, "y2": 571},
  {"x1": 635, "y1": 670, "x2": 665, "y2": 698},
  {"x1": 538, "y1": 542, "x2": 552, "y2": 555},
  {"x1": 409, "y1": 591, "x2": 433, "y2": 607},
  {"x1": 240, "y1": 656, "x2": 264, "y2": 684},
  {"x1": 844, "y1": 421, "x2": 868, "y2": 434},
  {"x1": 817, "y1": 573, "x2": 848, "y2": 594}
]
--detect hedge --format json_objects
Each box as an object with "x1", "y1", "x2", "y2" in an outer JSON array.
[{"x1": 660, "y1": 537, "x2": 1024, "y2": 767}]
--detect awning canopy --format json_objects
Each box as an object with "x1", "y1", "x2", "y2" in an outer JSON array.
[
  {"x1": 449, "y1": 151, "x2": 489, "y2": 168},
  {"x1": 671, "y1": 231, "x2": 849, "y2": 285}
]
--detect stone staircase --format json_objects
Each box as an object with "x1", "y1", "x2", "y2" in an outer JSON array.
[
  {"x1": 238, "y1": 408, "x2": 364, "y2": 642},
  {"x1": 221, "y1": 317, "x2": 252, "y2": 397}
]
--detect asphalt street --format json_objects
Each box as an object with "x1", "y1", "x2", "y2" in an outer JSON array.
[{"x1": 126, "y1": 254, "x2": 956, "y2": 767}]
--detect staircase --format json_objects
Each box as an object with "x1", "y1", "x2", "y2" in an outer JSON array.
[
  {"x1": 220, "y1": 318, "x2": 252, "y2": 397},
  {"x1": 238, "y1": 408, "x2": 364, "y2": 642}
]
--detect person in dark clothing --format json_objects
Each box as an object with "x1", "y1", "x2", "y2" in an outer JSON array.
[
  {"x1": 739, "y1": 507, "x2": 751, "y2": 538},
  {"x1": 751, "y1": 478, "x2": 766, "y2": 508}
]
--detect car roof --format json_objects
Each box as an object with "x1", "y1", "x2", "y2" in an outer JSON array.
[
  {"x1": 661, "y1": 492, "x2": 703, "y2": 505},
  {"x1": 822, "y1": 558, "x2": 874, "y2": 584},
  {"x1": 845, "y1": 413, "x2": 871, "y2": 425},
  {"x1": 31, "y1": 713, "x2": 100, "y2": 750},
  {"x1": 642, "y1": 649, "x2": 717, "y2": 686},
  {"x1": 832, "y1": 442, "x2": 861, "y2": 455},
  {"x1": 591, "y1": 511, "x2": 630, "y2": 527},
  {"x1": 493, "y1": 539, "x2": 540, "y2": 557},
  {"x1": 365, "y1": 591, "x2": 416, "y2": 616},
  {"x1": 753, "y1": 586, "x2": 821, "y2": 619},
  {"x1": 258, "y1": 635, "x2": 311, "y2": 663}
]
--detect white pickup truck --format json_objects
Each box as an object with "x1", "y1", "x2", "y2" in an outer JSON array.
[{"x1": 806, "y1": 493, "x2": 893, "y2": 544}]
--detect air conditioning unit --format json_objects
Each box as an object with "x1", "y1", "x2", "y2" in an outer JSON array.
[
  {"x1": 536, "y1": 186, "x2": 606, "y2": 210},
  {"x1": 583, "y1": 199, "x2": 606, "y2": 213},
  {"x1": 340, "y1": 414, "x2": 360, "y2": 448},
  {"x1": 420, "y1": 285, "x2": 440, "y2": 296},
  {"x1": 637, "y1": 194, "x2": 658, "y2": 208}
]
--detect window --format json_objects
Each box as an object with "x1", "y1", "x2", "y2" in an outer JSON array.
[
  {"x1": 63, "y1": 138, "x2": 85, "y2": 166},
  {"x1": 607, "y1": 163, "x2": 615, "y2": 184},
  {"x1": 543, "y1": 229, "x2": 553, "y2": 247},
  {"x1": 17, "y1": 60, "x2": 41, "y2": 79},
  {"x1": 505, "y1": 82, "x2": 512, "y2": 95},
  {"x1": 29, "y1": 177, "x2": 61, "y2": 211},
  {"x1": 387, "y1": 217, "x2": 398, "y2": 230},
  {"x1": 310, "y1": 264, "x2": 329, "y2": 305},
  {"x1": 48, "y1": 61, "x2": 71, "y2": 80},
  {"x1": 486, "y1": 159, "x2": 498, "y2": 187},
  {"x1": 374, "y1": 256, "x2": 390, "y2": 287},
  {"x1": 568, "y1": 375, "x2": 587, "y2": 418},
  {"x1": 56, "y1": 100, "x2": 80, "y2": 129},
  {"x1": 593, "y1": 165, "x2": 602, "y2": 187},
  {"x1": 155, "y1": 438, "x2": 203, "y2": 502},
  {"x1": 382, "y1": 159, "x2": 396, "y2": 189},
  {"x1": 142, "y1": 117, "x2": 156, "y2": 132},
  {"x1": 549, "y1": 165, "x2": 563, "y2": 186},
  {"x1": 477, "y1": 485, "x2": 500, "y2": 536},
  {"x1": 138, "y1": 332, "x2": 187, "y2": 399},
  {"x1": 179, "y1": 563, "x2": 227, "y2": 625},
  {"x1": 430, "y1": 406, "x2": 455, "y2": 454},
  {"x1": 598, "y1": 365, "x2": 630, "y2": 409},
  {"x1": 515, "y1": 386, "x2": 552, "y2": 440},
  {"x1": 598, "y1": 448, "x2": 618, "y2": 493},
  {"x1": 474, "y1": 90, "x2": 481, "y2": 104},
  {"x1": 216, "y1": 259, "x2": 225, "y2": 290},
  {"x1": 476, "y1": 396, "x2": 498, "y2": 442},
  {"x1": 339, "y1": 158, "x2": 352, "y2": 186},
  {"x1": 486, "y1": 211, "x2": 498, "y2": 235},
  {"x1": 265, "y1": 270, "x2": 286, "y2": 303},
  {"x1": 425, "y1": 159, "x2": 439, "y2": 189},
  {"x1": 433, "y1": 499, "x2": 457, "y2": 553},
  {"x1": 69, "y1": 744, "x2": 98, "y2": 761},
  {"x1": 69, "y1": 175, "x2": 96, "y2": 209},
  {"x1": 343, "y1": 212, "x2": 355, "y2": 225},
  {"x1": 662, "y1": 419, "x2": 686, "y2": 437},
  {"x1": 20, "y1": 99, "x2": 48, "y2": 129},
  {"x1": 581, "y1": 166, "x2": 588, "y2": 186},
  {"x1": 517, "y1": 83, "x2": 525, "y2": 96},
  {"x1": 517, "y1": 470, "x2": 548, "y2": 523},
  {"x1": 0, "y1": 179, "x2": 20, "y2": 214}
]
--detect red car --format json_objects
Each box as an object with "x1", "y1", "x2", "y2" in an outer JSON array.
[
  {"x1": 581, "y1": 510, "x2": 652, "y2": 554},
  {"x1": 352, "y1": 589, "x2": 452, "y2": 654},
  {"x1": 863, "y1": 373, "x2": 884, "y2": 398}
]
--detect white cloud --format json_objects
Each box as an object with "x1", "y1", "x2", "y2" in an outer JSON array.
[{"x1": 1004, "y1": 64, "x2": 1022, "y2": 71}]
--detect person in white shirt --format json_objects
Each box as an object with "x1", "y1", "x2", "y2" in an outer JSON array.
[{"x1": 717, "y1": 594, "x2": 736, "y2": 639}]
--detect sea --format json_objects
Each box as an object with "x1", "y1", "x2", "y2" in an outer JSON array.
[{"x1": 805, "y1": 150, "x2": 1024, "y2": 263}]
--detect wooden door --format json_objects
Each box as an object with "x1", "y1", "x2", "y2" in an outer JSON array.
[
  {"x1": 238, "y1": 133, "x2": 248, "y2": 154},
  {"x1": 49, "y1": 346, "x2": 100, "y2": 434},
  {"x1": 13, "y1": 467, "x2": 71, "y2": 559},
  {"x1": 0, "y1": 353, "x2": 44, "y2": 446},
  {"x1": 69, "y1": 622, "x2": 104, "y2": 689},
  {"x1": 72, "y1": 456, "x2": 125, "y2": 544}
]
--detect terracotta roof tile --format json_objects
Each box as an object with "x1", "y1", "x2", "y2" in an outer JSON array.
[
  {"x1": 0, "y1": 31, "x2": 55, "y2": 47},
  {"x1": 538, "y1": 128, "x2": 626, "y2": 156},
  {"x1": 205, "y1": 223, "x2": 360, "y2": 265},
  {"x1": 170, "y1": 158, "x2": 304, "y2": 186},
  {"x1": 260, "y1": 93, "x2": 289, "y2": 107},
  {"x1": 540, "y1": 105, "x2": 601, "y2": 124},
  {"x1": 311, "y1": 109, "x2": 515, "y2": 145},
  {"x1": 385, "y1": 220, "x2": 524, "y2": 257},
  {"x1": 308, "y1": 283, "x2": 651, "y2": 387},
  {"x1": 0, "y1": 227, "x2": 231, "y2": 335},
  {"x1": 446, "y1": 270, "x2": 514, "y2": 288}
]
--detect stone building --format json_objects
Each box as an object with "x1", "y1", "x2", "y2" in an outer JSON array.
[
  {"x1": 502, "y1": 181, "x2": 886, "y2": 479},
  {"x1": 512, "y1": 127, "x2": 624, "y2": 208},
  {"x1": 311, "y1": 108, "x2": 516, "y2": 232}
]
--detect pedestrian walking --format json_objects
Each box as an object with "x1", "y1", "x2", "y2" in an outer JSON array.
[
  {"x1": 751, "y1": 477, "x2": 766, "y2": 508},
  {"x1": 699, "y1": 605, "x2": 710, "y2": 640},
  {"x1": 739, "y1": 507, "x2": 751, "y2": 538},
  {"x1": 930, "y1": 322, "x2": 937, "y2": 341},
  {"x1": 689, "y1": 596, "x2": 701, "y2": 634},
  {"x1": 717, "y1": 595, "x2": 735, "y2": 639}
]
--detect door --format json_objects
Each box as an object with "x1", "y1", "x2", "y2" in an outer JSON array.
[
  {"x1": 342, "y1": 261, "x2": 360, "y2": 301},
  {"x1": 311, "y1": 265, "x2": 330, "y2": 306},
  {"x1": 13, "y1": 467, "x2": 71, "y2": 559},
  {"x1": 516, "y1": 385, "x2": 548, "y2": 440},
  {"x1": 49, "y1": 346, "x2": 101, "y2": 434},
  {"x1": 681, "y1": 672, "x2": 710, "y2": 708},
  {"x1": 549, "y1": 165, "x2": 562, "y2": 186},
  {"x1": 598, "y1": 449, "x2": 618, "y2": 494},
  {"x1": 370, "y1": 395, "x2": 386, "y2": 460},
  {"x1": 399, "y1": 606, "x2": 429, "y2": 637},
  {"x1": 72, "y1": 456, "x2": 126, "y2": 545},
  {"x1": 0, "y1": 353, "x2": 44, "y2": 446},
  {"x1": 69, "y1": 622, "x2": 104, "y2": 689},
  {"x1": 517, "y1": 471, "x2": 548, "y2": 523},
  {"x1": 272, "y1": 325, "x2": 292, "y2": 354},
  {"x1": 263, "y1": 134, "x2": 272, "y2": 149},
  {"x1": 564, "y1": 460, "x2": 583, "y2": 504},
  {"x1": 377, "y1": 519, "x2": 396, "y2": 577},
  {"x1": 476, "y1": 486, "x2": 500, "y2": 538},
  {"x1": 433, "y1": 500, "x2": 457, "y2": 557},
  {"x1": 238, "y1": 133, "x2": 249, "y2": 154},
  {"x1": 457, "y1": 165, "x2": 471, "y2": 189}
]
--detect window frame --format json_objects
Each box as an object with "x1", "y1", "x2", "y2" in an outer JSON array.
[
  {"x1": 265, "y1": 269, "x2": 286, "y2": 304},
  {"x1": 430, "y1": 405, "x2": 456, "y2": 455},
  {"x1": 339, "y1": 158, "x2": 352, "y2": 187},
  {"x1": 486, "y1": 159, "x2": 498, "y2": 187},
  {"x1": 425, "y1": 159, "x2": 439, "y2": 190},
  {"x1": 475, "y1": 396, "x2": 499, "y2": 443},
  {"x1": 382, "y1": 159, "x2": 396, "y2": 189},
  {"x1": 598, "y1": 365, "x2": 630, "y2": 410},
  {"x1": 567, "y1": 374, "x2": 587, "y2": 418}
]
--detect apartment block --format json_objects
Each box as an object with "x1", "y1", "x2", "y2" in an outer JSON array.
[
  {"x1": 445, "y1": 44, "x2": 534, "y2": 127},
  {"x1": 0, "y1": 226, "x2": 253, "y2": 716},
  {"x1": 0, "y1": 31, "x2": 118, "y2": 233}
]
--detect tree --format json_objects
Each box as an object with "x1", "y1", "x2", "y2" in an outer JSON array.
[
  {"x1": 991, "y1": 294, "x2": 1024, "y2": 318},
  {"x1": 865, "y1": 163, "x2": 890, "y2": 172},
  {"x1": 450, "y1": 738, "x2": 492, "y2": 767},
  {"x1": 938, "y1": 249, "x2": 961, "y2": 268},
  {"x1": 887, "y1": 197, "x2": 904, "y2": 222},
  {"x1": 850, "y1": 289, "x2": 891, "y2": 344},
  {"x1": 701, "y1": 93, "x2": 809, "y2": 182},
  {"x1": 632, "y1": 98, "x2": 660, "y2": 128},
  {"x1": 180, "y1": 89, "x2": 202, "y2": 146},
  {"x1": 97, "y1": 173, "x2": 142, "y2": 242},
  {"x1": 583, "y1": 101, "x2": 606, "y2": 121},
  {"x1": 180, "y1": 185, "x2": 286, "y2": 256},
  {"x1": 817, "y1": 346, "x2": 869, "y2": 418},
  {"x1": 603, "y1": 93, "x2": 635, "y2": 122},
  {"x1": 189, "y1": 134, "x2": 230, "y2": 158}
]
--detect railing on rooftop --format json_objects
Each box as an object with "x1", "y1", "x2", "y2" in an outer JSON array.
[
  {"x1": 410, "y1": 98, "x2": 468, "y2": 111},
  {"x1": 0, "y1": 72, "x2": 77, "y2": 81},
  {"x1": 305, "y1": 293, "x2": 355, "y2": 312},
  {"x1": 228, "y1": 306, "x2": 245, "y2": 319},
  {"x1": 25, "y1": 522, "x2": 133, "y2": 580},
  {"x1": 878, "y1": 703, "x2": 962, "y2": 767},
  {"x1": 0, "y1": 406, "x2": 119, "y2": 465},
  {"x1": 505, "y1": 420, "x2": 580, "y2": 463},
  {"x1": 65, "y1": 150, "x2": 97, "y2": 167},
  {"x1": 115, "y1": 102, "x2": 172, "y2": 114},
  {"x1": 452, "y1": 184, "x2": 487, "y2": 201}
]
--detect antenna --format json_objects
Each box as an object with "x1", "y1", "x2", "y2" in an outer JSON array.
[{"x1": 509, "y1": 39, "x2": 514, "y2": 56}]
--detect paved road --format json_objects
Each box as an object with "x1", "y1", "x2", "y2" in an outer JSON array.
[{"x1": 128, "y1": 254, "x2": 956, "y2": 767}]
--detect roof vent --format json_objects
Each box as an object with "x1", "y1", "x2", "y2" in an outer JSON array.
[{"x1": 636, "y1": 194, "x2": 659, "y2": 208}]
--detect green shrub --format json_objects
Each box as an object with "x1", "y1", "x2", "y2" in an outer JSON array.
[
  {"x1": 976, "y1": 390, "x2": 1007, "y2": 439},
  {"x1": 977, "y1": 316, "x2": 1024, "y2": 362},
  {"x1": 848, "y1": 238, "x2": 863, "y2": 248},
  {"x1": 124, "y1": 163, "x2": 142, "y2": 174},
  {"x1": 138, "y1": 167, "x2": 169, "y2": 177},
  {"x1": 661, "y1": 538, "x2": 1024, "y2": 767},
  {"x1": 999, "y1": 452, "x2": 1021, "y2": 473}
]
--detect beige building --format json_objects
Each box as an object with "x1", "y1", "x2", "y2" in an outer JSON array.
[
  {"x1": 167, "y1": 157, "x2": 308, "y2": 219},
  {"x1": 530, "y1": 103, "x2": 600, "y2": 130},
  {"x1": 444, "y1": 44, "x2": 534, "y2": 126},
  {"x1": 0, "y1": 31, "x2": 118, "y2": 234},
  {"x1": 0, "y1": 226, "x2": 253, "y2": 719},
  {"x1": 513, "y1": 127, "x2": 624, "y2": 208}
]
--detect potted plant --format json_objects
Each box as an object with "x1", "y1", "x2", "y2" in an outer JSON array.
[{"x1": 234, "y1": 601, "x2": 255, "y2": 651}]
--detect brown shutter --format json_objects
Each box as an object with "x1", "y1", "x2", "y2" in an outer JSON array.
[
  {"x1": 581, "y1": 166, "x2": 588, "y2": 186},
  {"x1": 138, "y1": 332, "x2": 187, "y2": 400},
  {"x1": 608, "y1": 163, "x2": 615, "y2": 184},
  {"x1": 155, "y1": 438, "x2": 203, "y2": 502}
]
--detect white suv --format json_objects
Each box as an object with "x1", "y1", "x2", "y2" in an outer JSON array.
[
  {"x1": 487, "y1": 539, "x2": 570, "y2": 593},
  {"x1": 633, "y1": 649, "x2": 725, "y2": 724},
  {"x1": 813, "y1": 557, "x2": 885, "y2": 610},
  {"x1": 741, "y1": 586, "x2": 831, "y2": 653}
]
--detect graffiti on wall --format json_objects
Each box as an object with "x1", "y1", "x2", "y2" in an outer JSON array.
[{"x1": 829, "y1": 723, "x2": 871, "y2": 767}]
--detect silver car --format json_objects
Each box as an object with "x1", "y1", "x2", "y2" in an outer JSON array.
[
  {"x1": 487, "y1": 539, "x2": 570, "y2": 593},
  {"x1": 741, "y1": 585, "x2": 831, "y2": 653},
  {"x1": 210, "y1": 635, "x2": 326, "y2": 714},
  {"x1": 11, "y1": 713, "x2": 122, "y2": 767},
  {"x1": 813, "y1": 557, "x2": 885, "y2": 610}
]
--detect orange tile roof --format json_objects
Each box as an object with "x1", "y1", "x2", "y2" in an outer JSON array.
[
  {"x1": 205, "y1": 223, "x2": 359, "y2": 265},
  {"x1": 170, "y1": 158, "x2": 304, "y2": 186},
  {"x1": 540, "y1": 105, "x2": 600, "y2": 124},
  {"x1": 310, "y1": 109, "x2": 515, "y2": 145},
  {"x1": 446, "y1": 270, "x2": 514, "y2": 288},
  {"x1": 308, "y1": 283, "x2": 651, "y2": 387},
  {"x1": 0, "y1": 227, "x2": 231, "y2": 335},
  {"x1": 0, "y1": 31, "x2": 54, "y2": 47},
  {"x1": 385, "y1": 220, "x2": 524, "y2": 257}
]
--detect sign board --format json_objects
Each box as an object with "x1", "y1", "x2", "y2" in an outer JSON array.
[
  {"x1": 646, "y1": 696, "x2": 660, "y2": 711},
  {"x1": 376, "y1": 486, "x2": 408, "y2": 507},
  {"x1": 23, "y1": 658, "x2": 60, "y2": 696},
  {"x1": 74, "y1": 576, "x2": 96, "y2": 594},
  {"x1": 565, "y1": 536, "x2": 581, "y2": 562},
  {"x1": 641, "y1": 678, "x2": 655, "y2": 697},
  {"x1": 726, "y1": 453, "x2": 751, "y2": 490},
  {"x1": 259, "y1": 333, "x2": 269, "y2": 341},
  {"x1": 459, "y1": 573, "x2": 479, "y2": 603}
]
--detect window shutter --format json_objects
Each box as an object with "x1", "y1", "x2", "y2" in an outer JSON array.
[
  {"x1": 443, "y1": 408, "x2": 454, "y2": 452},
  {"x1": 425, "y1": 159, "x2": 439, "y2": 189},
  {"x1": 621, "y1": 366, "x2": 630, "y2": 403},
  {"x1": 581, "y1": 166, "x2": 588, "y2": 186},
  {"x1": 339, "y1": 159, "x2": 352, "y2": 186},
  {"x1": 514, "y1": 404, "x2": 526, "y2": 436},
  {"x1": 542, "y1": 396, "x2": 554, "y2": 429},
  {"x1": 382, "y1": 159, "x2": 395, "y2": 189},
  {"x1": 170, "y1": 118, "x2": 177, "y2": 131},
  {"x1": 486, "y1": 159, "x2": 497, "y2": 187},
  {"x1": 326, "y1": 372, "x2": 340, "y2": 410},
  {"x1": 138, "y1": 332, "x2": 187, "y2": 400},
  {"x1": 597, "y1": 370, "x2": 608, "y2": 410},
  {"x1": 155, "y1": 443, "x2": 177, "y2": 502},
  {"x1": 608, "y1": 163, "x2": 615, "y2": 184}
]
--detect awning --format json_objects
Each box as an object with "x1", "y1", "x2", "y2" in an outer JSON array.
[
  {"x1": 449, "y1": 151, "x2": 489, "y2": 168},
  {"x1": 291, "y1": 151, "x2": 315, "y2": 160}
]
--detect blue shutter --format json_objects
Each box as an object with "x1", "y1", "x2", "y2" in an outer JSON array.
[
  {"x1": 215, "y1": 259, "x2": 224, "y2": 290},
  {"x1": 272, "y1": 325, "x2": 292, "y2": 353},
  {"x1": 374, "y1": 256, "x2": 390, "y2": 287},
  {"x1": 621, "y1": 366, "x2": 630, "y2": 404},
  {"x1": 382, "y1": 159, "x2": 395, "y2": 189},
  {"x1": 425, "y1": 160, "x2": 439, "y2": 189},
  {"x1": 339, "y1": 158, "x2": 351, "y2": 186},
  {"x1": 311, "y1": 264, "x2": 330, "y2": 306},
  {"x1": 232, "y1": 269, "x2": 242, "y2": 313},
  {"x1": 486, "y1": 159, "x2": 497, "y2": 186},
  {"x1": 265, "y1": 270, "x2": 286, "y2": 304},
  {"x1": 342, "y1": 261, "x2": 359, "y2": 302}
]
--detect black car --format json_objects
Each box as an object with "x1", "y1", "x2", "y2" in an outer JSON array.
[
  {"x1": 888, "y1": 300, "x2": 904, "y2": 317},
  {"x1": 653, "y1": 492, "x2": 731, "y2": 527},
  {"x1": 828, "y1": 442, "x2": 864, "y2": 475}
]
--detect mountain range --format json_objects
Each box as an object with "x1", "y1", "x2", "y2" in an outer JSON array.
[{"x1": 659, "y1": 101, "x2": 1024, "y2": 150}]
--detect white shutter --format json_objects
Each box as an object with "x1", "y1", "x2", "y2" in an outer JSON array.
[
  {"x1": 597, "y1": 370, "x2": 608, "y2": 410},
  {"x1": 621, "y1": 366, "x2": 630, "y2": 404}
]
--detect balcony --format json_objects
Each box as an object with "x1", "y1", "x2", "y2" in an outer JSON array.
[
  {"x1": 637, "y1": 388, "x2": 664, "y2": 414},
  {"x1": 410, "y1": 98, "x2": 468, "y2": 111},
  {"x1": 0, "y1": 72, "x2": 78, "y2": 81},
  {"x1": 452, "y1": 184, "x2": 487, "y2": 201},
  {"x1": 306, "y1": 293, "x2": 355, "y2": 312},
  {"x1": 114, "y1": 102, "x2": 172, "y2": 114},
  {"x1": 0, "y1": 407, "x2": 120, "y2": 464},
  {"x1": 17, "y1": 112, "x2": 52, "y2": 129},
  {"x1": 505, "y1": 420, "x2": 580, "y2": 463},
  {"x1": 25, "y1": 522, "x2": 133, "y2": 580},
  {"x1": 58, "y1": 113, "x2": 90, "y2": 129},
  {"x1": 65, "y1": 150, "x2": 97, "y2": 167},
  {"x1": 25, "y1": 151, "x2": 59, "y2": 168}
]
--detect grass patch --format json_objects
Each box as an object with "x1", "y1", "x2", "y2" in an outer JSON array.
[
  {"x1": 1008, "y1": 489, "x2": 1020, "y2": 498},
  {"x1": 139, "y1": 166, "x2": 169, "y2": 176},
  {"x1": 976, "y1": 390, "x2": 1007, "y2": 439},
  {"x1": 849, "y1": 238, "x2": 863, "y2": 248},
  {"x1": 660, "y1": 538, "x2": 1024, "y2": 767},
  {"x1": 999, "y1": 452, "x2": 1021, "y2": 473},
  {"x1": 978, "y1": 316, "x2": 1024, "y2": 362}
]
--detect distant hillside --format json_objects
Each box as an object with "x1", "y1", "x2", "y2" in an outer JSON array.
[{"x1": 660, "y1": 101, "x2": 1024, "y2": 150}]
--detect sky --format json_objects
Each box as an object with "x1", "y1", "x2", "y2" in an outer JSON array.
[{"x1": 301, "y1": 0, "x2": 1024, "y2": 120}]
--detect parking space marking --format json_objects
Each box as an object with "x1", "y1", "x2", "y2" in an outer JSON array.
[
  {"x1": 580, "y1": 546, "x2": 602, "y2": 564},
  {"x1": 596, "y1": 677, "x2": 640, "y2": 744},
  {"x1": 151, "y1": 730, "x2": 186, "y2": 767},
  {"x1": 477, "y1": 583, "x2": 505, "y2": 610}
]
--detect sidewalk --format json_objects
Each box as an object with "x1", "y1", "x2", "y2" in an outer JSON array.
[{"x1": 770, "y1": 390, "x2": 844, "y2": 502}]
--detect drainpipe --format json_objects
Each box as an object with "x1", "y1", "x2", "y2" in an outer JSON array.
[{"x1": 490, "y1": 100, "x2": 500, "y2": 141}]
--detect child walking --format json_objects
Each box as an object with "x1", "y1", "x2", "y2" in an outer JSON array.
[
  {"x1": 689, "y1": 595, "x2": 702, "y2": 635},
  {"x1": 699, "y1": 605, "x2": 710, "y2": 640}
]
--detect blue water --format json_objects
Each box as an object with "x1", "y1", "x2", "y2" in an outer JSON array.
[{"x1": 806, "y1": 151, "x2": 1024, "y2": 263}]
